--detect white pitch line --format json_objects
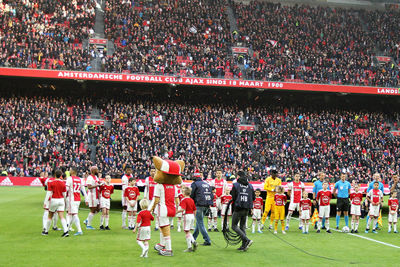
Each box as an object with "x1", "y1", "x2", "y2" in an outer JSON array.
[
  {"x1": 331, "y1": 229, "x2": 400, "y2": 249},
  {"x1": 291, "y1": 217, "x2": 400, "y2": 249}
]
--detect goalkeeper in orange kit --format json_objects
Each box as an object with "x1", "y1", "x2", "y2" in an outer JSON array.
[{"x1": 261, "y1": 169, "x2": 282, "y2": 229}]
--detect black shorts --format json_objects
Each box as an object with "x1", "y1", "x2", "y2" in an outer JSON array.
[{"x1": 336, "y1": 198, "x2": 350, "y2": 212}]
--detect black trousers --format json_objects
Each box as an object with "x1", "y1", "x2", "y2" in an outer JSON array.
[{"x1": 232, "y1": 208, "x2": 249, "y2": 246}]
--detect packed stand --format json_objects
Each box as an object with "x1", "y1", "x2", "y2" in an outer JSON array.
[
  {"x1": 0, "y1": 97, "x2": 93, "y2": 177},
  {"x1": 95, "y1": 96, "x2": 400, "y2": 184},
  {"x1": 360, "y1": 9, "x2": 400, "y2": 82},
  {"x1": 104, "y1": 0, "x2": 236, "y2": 78},
  {"x1": 0, "y1": 0, "x2": 95, "y2": 70},
  {"x1": 233, "y1": 2, "x2": 399, "y2": 87}
]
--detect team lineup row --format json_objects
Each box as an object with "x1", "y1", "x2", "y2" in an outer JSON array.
[{"x1": 40, "y1": 166, "x2": 399, "y2": 255}]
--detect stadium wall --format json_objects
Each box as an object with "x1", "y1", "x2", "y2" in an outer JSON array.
[{"x1": 0, "y1": 68, "x2": 399, "y2": 95}]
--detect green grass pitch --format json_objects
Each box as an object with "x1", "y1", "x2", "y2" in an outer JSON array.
[{"x1": 1, "y1": 187, "x2": 399, "y2": 267}]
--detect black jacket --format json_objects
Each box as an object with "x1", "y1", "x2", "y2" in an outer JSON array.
[
  {"x1": 191, "y1": 178, "x2": 213, "y2": 207},
  {"x1": 231, "y1": 177, "x2": 255, "y2": 211}
]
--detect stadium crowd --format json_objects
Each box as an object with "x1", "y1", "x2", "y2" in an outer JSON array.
[
  {"x1": 233, "y1": 2, "x2": 399, "y2": 87},
  {"x1": 103, "y1": 0, "x2": 235, "y2": 78},
  {"x1": 93, "y1": 95, "x2": 400, "y2": 184},
  {"x1": 0, "y1": 0, "x2": 95, "y2": 70},
  {"x1": 0, "y1": 0, "x2": 398, "y2": 87},
  {"x1": 0, "y1": 96, "x2": 93, "y2": 177}
]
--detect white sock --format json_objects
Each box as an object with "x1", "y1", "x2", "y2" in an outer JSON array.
[
  {"x1": 100, "y1": 215, "x2": 104, "y2": 226},
  {"x1": 299, "y1": 219, "x2": 303, "y2": 228},
  {"x1": 144, "y1": 242, "x2": 149, "y2": 256},
  {"x1": 208, "y1": 218, "x2": 212, "y2": 229},
  {"x1": 318, "y1": 221, "x2": 322, "y2": 230},
  {"x1": 164, "y1": 236, "x2": 171, "y2": 251},
  {"x1": 186, "y1": 233, "x2": 192, "y2": 248},
  {"x1": 128, "y1": 216, "x2": 132, "y2": 228},
  {"x1": 53, "y1": 213, "x2": 58, "y2": 228},
  {"x1": 258, "y1": 221, "x2": 261, "y2": 231},
  {"x1": 105, "y1": 215, "x2": 109, "y2": 227},
  {"x1": 214, "y1": 219, "x2": 217, "y2": 229},
  {"x1": 43, "y1": 210, "x2": 49, "y2": 229},
  {"x1": 122, "y1": 210, "x2": 127, "y2": 227},
  {"x1": 177, "y1": 219, "x2": 181, "y2": 230},
  {"x1": 133, "y1": 216, "x2": 137, "y2": 227},
  {"x1": 325, "y1": 219, "x2": 330, "y2": 230},
  {"x1": 155, "y1": 219, "x2": 159, "y2": 229},
  {"x1": 286, "y1": 212, "x2": 292, "y2": 226},
  {"x1": 67, "y1": 214, "x2": 71, "y2": 228},
  {"x1": 306, "y1": 222, "x2": 309, "y2": 232},
  {"x1": 394, "y1": 223, "x2": 397, "y2": 232},
  {"x1": 389, "y1": 224, "x2": 392, "y2": 232},
  {"x1": 87, "y1": 213, "x2": 94, "y2": 226},
  {"x1": 355, "y1": 222, "x2": 359, "y2": 231},
  {"x1": 367, "y1": 217, "x2": 372, "y2": 229},
  {"x1": 221, "y1": 217, "x2": 224, "y2": 229},
  {"x1": 45, "y1": 218, "x2": 52, "y2": 232},
  {"x1": 61, "y1": 218, "x2": 68, "y2": 233},
  {"x1": 351, "y1": 221, "x2": 355, "y2": 230},
  {"x1": 373, "y1": 218, "x2": 378, "y2": 230},
  {"x1": 160, "y1": 232, "x2": 165, "y2": 246},
  {"x1": 252, "y1": 222, "x2": 255, "y2": 232},
  {"x1": 170, "y1": 217, "x2": 174, "y2": 226},
  {"x1": 137, "y1": 240, "x2": 145, "y2": 250},
  {"x1": 73, "y1": 215, "x2": 82, "y2": 232}
]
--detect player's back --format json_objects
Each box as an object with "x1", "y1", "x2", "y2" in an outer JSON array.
[
  {"x1": 180, "y1": 197, "x2": 196, "y2": 214},
  {"x1": 138, "y1": 210, "x2": 154, "y2": 226},
  {"x1": 49, "y1": 179, "x2": 66, "y2": 199}
]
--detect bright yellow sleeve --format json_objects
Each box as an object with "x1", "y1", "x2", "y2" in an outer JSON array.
[
  {"x1": 277, "y1": 178, "x2": 282, "y2": 186},
  {"x1": 264, "y1": 178, "x2": 274, "y2": 192}
]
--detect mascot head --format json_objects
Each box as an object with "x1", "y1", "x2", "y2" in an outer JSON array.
[{"x1": 152, "y1": 156, "x2": 185, "y2": 185}]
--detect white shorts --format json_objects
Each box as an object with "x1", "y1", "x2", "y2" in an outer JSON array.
[
  {"x1": 137, "y1": 226, "x2": 151, "y2": 241},
  {"x1": 68, "y1": 201, "x2": 81, "y2": 214},
  {"x1": 319, "y1": 205, "x2": 330, "y2": 218},
  {"x1": 157, "y1": 216, "x2": 171, "y2": 228},
  {"x1": 183, "y1": 214, "x2": 195, "y2": 231},
  {"x1": 209, "y1": 207, "x2": 218, "y2": 218},
  {"x1": 300, "y1": 210, "x2": 310, "y2": 220},
  {"x1": 127, "y1": 200, "x2": 137, "y2": 212},
  {"x1": 222, "y1": 204, "x2": 232, "y2": 216},
  {"x1": 49, "y1": 198, "x2": 65, "y2": 213},
  {"x1": 288, "y1": 202, "x2": 300, "y2": 212},
  {"x1": 216, "y1": 197, "x2": 222, "y2": 210},
  {"x1": 350, "y1": 204, "x2": 361, "y2": 216},
  {"x1": 369, "y1": 204, "x2": 380, "y2": 217},
  {"x1": 101, "y1": 197, "x2": 111, "y2": 210},
  {"x1": 389, "y1": 212, "x2": 398, "y2": 223},
  {"x1": 252, "y1": 209, "x2": 262, "y2": 220},
  {"x1": 87, "y1": 193, "x2": 99, "y2": 208}
]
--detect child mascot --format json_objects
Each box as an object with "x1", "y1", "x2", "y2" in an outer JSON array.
[{"x1": 150, "y1": 156, "x2": 185, "y2": 256}]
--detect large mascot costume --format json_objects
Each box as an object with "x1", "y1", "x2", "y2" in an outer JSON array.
[{"x1": 150, "y1": 156, "x2": 185, "y2": 256}]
